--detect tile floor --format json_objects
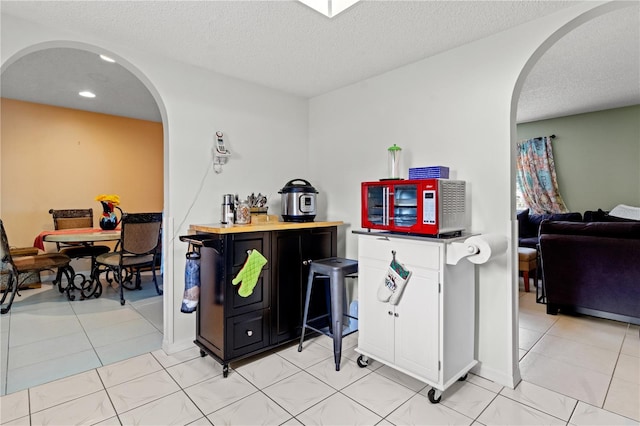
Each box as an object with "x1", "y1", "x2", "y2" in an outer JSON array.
[
  {"x1": 1, "y1": 282, "x2": 639, "y2": 425},
  {"x1": 1, "y1": 274, "x2": 163, "y2": 396}
]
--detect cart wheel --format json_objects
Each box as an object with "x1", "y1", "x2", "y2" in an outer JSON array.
[
  {"x1": 222, "y1": 365, "x2": 229, "y2": 378},
  {"x1": 427, "y1": 388, "x2": 442, "y2": 404},
  {"x1": 357, "y1": 355, "x2": 369, "y2": 368},
  {"x1": 458, "y1": 374, "x2": 468, "y2": 381},
  {"x1": 200, "y1": 349, "x2": 206, "y2": 357}
]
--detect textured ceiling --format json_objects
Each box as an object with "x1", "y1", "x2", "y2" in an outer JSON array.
[{"x1": 1, "y1": 1, "x2": 638, "y2": 123}]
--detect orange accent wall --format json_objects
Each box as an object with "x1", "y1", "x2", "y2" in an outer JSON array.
[{"x1": 1, "y1": 98, "x2": 163, "y2": 248}]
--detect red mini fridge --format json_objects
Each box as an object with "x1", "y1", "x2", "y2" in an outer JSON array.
[{"x1": 361, "y1": 179, "x2": 466, "y2": 236}]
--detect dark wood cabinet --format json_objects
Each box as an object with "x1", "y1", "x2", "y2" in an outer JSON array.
[
  {"x1": 271, "y1": 227, "x2": 337, "y2": 344},
  {"x1": 187, "y1": 225, "x2": 337, "y2": 376}
]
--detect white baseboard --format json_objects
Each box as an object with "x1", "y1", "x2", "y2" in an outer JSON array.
[{"x1": 471, "y1": 361, "x2": 521, "y2": 389}]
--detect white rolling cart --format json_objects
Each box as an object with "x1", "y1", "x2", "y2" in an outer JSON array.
[{"x1": 353, "y1": 231, "x2": 505, "y2": 403}]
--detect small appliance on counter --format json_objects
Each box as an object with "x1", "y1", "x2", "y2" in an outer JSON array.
[
  {"x1": 361, "y1": 178, "x2": 466, "y2": 236},
  {"x1": 221, "y1": 194, "x2": 235, "y2": 224},
  {"x1": 279, "y1": 179, "x2": 318, "y2": 222}
]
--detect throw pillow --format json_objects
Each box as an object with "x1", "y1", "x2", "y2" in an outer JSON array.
[
  {"x1": 517, "y1": 209, "x2": 530, "y2": 237},
  {"x1": 609, "y1": 204, "x2": 640, "y2": 221}
]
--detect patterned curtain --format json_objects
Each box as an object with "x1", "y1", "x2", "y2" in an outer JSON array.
[{"x1": 516, "y1": 136, "x2": 568, "y2": 214}]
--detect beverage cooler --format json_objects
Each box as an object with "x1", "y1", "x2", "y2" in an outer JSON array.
[{"x1": 361, "y1": 179, "x2": 466, "y2": 236}]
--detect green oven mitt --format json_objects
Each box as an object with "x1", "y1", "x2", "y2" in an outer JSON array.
[{"x1": 232, "y1": 249, "x2": 268, "y2": 297}]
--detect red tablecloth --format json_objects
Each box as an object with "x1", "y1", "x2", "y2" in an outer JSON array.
[{"x1": 33, "y1": 228, "x2": 106, "y2": 251}]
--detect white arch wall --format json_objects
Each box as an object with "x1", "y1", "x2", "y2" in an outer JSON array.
[
  {"x1": 308, "y1": 1, "x2": 620, "y2": 387},
  {"x1": 1, "y1": 14, "x2": 310, "y2": 355}
]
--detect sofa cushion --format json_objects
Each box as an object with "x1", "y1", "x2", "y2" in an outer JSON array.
[
  {"x1": 524, "y1": 212, "x2": 582, "y2": 238},
  {"x1": 540, "y1": 220, "x2": 640, "y2": 239},
  {"x1": 519, "y1": 236, "x2": 539, "y2": 249},
  {"x1": 584, "y1": 209, "x2": 639, "y2": 223}
]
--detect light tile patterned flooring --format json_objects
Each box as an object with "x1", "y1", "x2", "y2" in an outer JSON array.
[
  {"x1": 1, "y1": 281, "x2": 639, "y2": 425},
  {"x1": 1, "y1": 274, "x2": 163, "y2": 396}
]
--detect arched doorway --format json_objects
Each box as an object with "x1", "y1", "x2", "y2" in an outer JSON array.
[
  {"x1": 510, "y1": 0, "x2": 638, "y2": 410},
  {"x1": 1, "y1": 42, "x2": 168, "y2": 395}
]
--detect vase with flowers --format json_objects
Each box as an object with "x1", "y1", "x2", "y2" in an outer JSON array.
[{"x1": 95, "y1": 194, "x2": 122, "y2": 230}]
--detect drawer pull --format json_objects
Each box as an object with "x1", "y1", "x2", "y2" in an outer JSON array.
[
  {"x1": 246, "y1": 330, "x2": 253, "y2": 337},
  {"x1": 388, "y1": 311, "x2": 393, "y2": 316},
  {"x1": 302, "y1": 259, "x2": 313, "y2": 266},
  {"x1": 394, "y1": 313, "x2": 399, "y2": 317}
]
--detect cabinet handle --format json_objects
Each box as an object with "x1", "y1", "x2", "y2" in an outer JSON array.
[
  {"x1": 388, "y1": 311, "x2": 393, "y2": 316},
  {"x1": 394, "y1": 313, "x2": 399, "y2": 317},
  {"x1": 246, "y1": 330, "x2": 253, "y2": 337},
  {"x1": 302, "y1": 259, "x2": 313, "y2": 266}
]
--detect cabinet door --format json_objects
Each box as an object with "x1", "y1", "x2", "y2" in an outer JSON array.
[
  {"x1": 271, "y1": 228, "x2": 336, "y2": 344},
  {"x1": 301, "y1": 227, "x2": 337, "y2": 332},
  {"x1": 394, "y1": 267, "x2": 440, "y2": 383},
  {"x1": 357, "y1": 257, "x2": 395, "y2": 364}
]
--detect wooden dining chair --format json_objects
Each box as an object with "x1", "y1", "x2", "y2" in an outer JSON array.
[
  {"x1": 92, "y1": 212, "x2": 163, "y2": 305},
  {"x1": 1, "y1": 219, "x2": 72, "y2": 314},
  {"x1": 48, "y1": 208, "x2": 111, "y2": 275}
]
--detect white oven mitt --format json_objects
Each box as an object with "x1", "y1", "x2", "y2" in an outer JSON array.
[{"x1": 377, "y1": 253, "x2": 411, "y2": 305}]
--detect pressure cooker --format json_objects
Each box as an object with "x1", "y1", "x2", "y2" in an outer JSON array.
[{"x1": 279, "y1": 179, "x2": 318, "y2": 222}]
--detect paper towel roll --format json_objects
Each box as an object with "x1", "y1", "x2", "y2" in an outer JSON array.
[{"x1": 464, "y1": 234, "x2": 508, "y2": 264}]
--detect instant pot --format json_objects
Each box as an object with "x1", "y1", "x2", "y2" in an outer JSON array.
[{"x1": 279, "y1": 179, "x2": 318, "y2": 222}]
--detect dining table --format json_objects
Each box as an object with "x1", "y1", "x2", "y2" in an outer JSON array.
[{"x1": 35, "y1": 228, "x2": 121, "y2": 300}]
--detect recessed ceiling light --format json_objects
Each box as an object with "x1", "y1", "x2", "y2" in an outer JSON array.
[
  {"x1": 298, "y1": 0, "x2": 360, "y2": 18},
  {"x1": 99, "y1": 54, "x2": 116, "y2": 63},
  {"x1": 79, "y1": 91, "x2": 96, "y2": 98}
]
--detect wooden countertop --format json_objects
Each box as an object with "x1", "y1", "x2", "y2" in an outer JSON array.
[{"x1": 190, "y1": 216, "x2": 344, "y2": 234}]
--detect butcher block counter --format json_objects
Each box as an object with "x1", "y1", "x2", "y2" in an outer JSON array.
[
  {"x1": 183, "y1": 216, "x2": 343, "y2": 377},
  {"x1": 189, "y1": 215, "x2": 343, "y2": 234}
]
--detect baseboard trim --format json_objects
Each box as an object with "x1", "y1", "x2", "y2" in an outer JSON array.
[{"x1": 471, "y1": 361, "x2": 521, "y2": 389}]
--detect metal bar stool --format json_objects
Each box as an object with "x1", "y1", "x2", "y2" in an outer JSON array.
[{"x1": 298, "y1": 257, "x2": 358, "y2": 371}]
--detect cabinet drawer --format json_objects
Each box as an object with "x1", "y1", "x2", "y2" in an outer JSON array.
[
  {"x1": 232, "y1": 233, "x2": 270, "y2": 270},
  {"x1": 226, "y1": 309, "x2": 270, "y2": 358},
  {"x1": 359, "y1": 235, "x2": 441, "y2": 270}
]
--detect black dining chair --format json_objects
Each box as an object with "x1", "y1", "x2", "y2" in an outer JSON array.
[
  {"x1": 0, "y1": 219, "x2": 73, "y2": 314},
  {"x1": 91, "y1": 212, "x2": 163, "y2": 305}
]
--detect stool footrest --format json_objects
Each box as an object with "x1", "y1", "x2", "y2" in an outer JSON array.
[{"x1": 303, "y1": 323, "x2": 359, "y2": 340}]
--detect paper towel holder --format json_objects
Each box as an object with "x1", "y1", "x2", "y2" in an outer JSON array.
[{"x1": 446, "y1": 234, "x2": 507, "y2": 265}]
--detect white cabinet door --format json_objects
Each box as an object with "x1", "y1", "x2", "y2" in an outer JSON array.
[
  {"x1": 357, "y1": 257, "x2": 395, "y2": 364},
  {"x1": 394, "y1": 266, "x2": 440, "y2": 382}
]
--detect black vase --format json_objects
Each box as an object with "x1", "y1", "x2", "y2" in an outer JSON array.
[{"x1": 99, "y1": 215, "x2": 118, "y2": 230}]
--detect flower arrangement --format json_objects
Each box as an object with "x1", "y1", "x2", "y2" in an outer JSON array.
[{"x1": 95, "y1": 194, "x2": 120, "y2": 206}]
